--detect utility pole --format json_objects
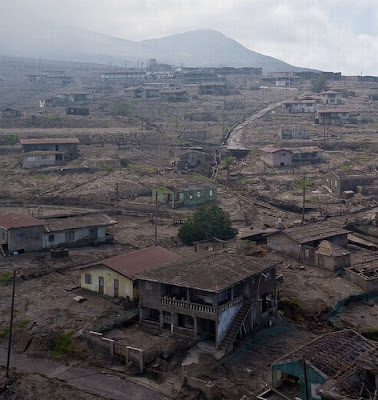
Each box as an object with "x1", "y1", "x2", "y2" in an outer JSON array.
[
  {"x1": 222, "y1": 100, "x2": 225, "y2": 140},
  {"x1": 154, "y1": 191, "x2": 158, "y2": 245},
  {"x1": 6, "y1": 270, "x2": 16, "y2": 381},
  {"x1": 302, "y1": 173, "x2": 306, "y2": 224},
  {"x1": 323, "y1": 117, "x2": 326, "y2": 145}
]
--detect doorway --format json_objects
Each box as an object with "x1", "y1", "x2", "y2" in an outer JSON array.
[
  {"x1": 99, "y1": 277, "x2": 104, "y2": 294},
  {"x1": 114, "y1": 279, "x2": 119, "y2": 297}
]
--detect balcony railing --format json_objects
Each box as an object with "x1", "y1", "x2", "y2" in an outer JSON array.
[
  {"x1": 161, "y1": 297, "x2": 216, "y2": 314},
  {"x1": 160, "y1": 295, "x2": 244, "y2": 315},
  {"x1": 219, "y1": 296, "x2": 243, "y2": 313}
]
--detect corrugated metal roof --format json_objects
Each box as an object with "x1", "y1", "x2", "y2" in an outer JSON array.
[
  {"x1": 20, "y1": 138, "x2": 80, "y2": 145},
  {"x1": 137, "y1": 253, "x2": 278, "y2": 292},
  {"x1": 0, "y1": 213, "x2": 45, "y2": 229},
  {"x1": 80, "y1": 246, "x2": 180, "y2": 280},
  {"x1": 261, "y1": 147, "x2": 291, "y2": 153},
  {"x1": 273, "y1": 330, "x2": 375, "y2": 378},
  {"x1": 316, "y1": 240, "x2": 350, "y2": 256},
  {"x1": 44, "y1": 214, "x2": 117, "y2": 232},
  {"x1": 281, "y1": 222, "x2": 350, "y2": 244}
]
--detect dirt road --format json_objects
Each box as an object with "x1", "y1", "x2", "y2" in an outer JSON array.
[
  {"x1": 226, "y1": 100, "x2": 283, "y2": 149},
  {"x1": 0, "y1": 349, "x2": 170, "y2": 400}
]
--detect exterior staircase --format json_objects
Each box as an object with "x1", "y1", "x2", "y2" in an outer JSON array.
[{"x1": 219, "y1": 300, "x2": 252, "y2": 353}]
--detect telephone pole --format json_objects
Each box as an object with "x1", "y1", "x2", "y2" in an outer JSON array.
[
  {"x1": 6, "y1": 270, "x2": 16, "y2": 381},
  {"x1": 154, "y1": 191, "x2": 158, "y2": 245},
  {"x1": 302, "y1": 173, "x2": 306, "y2": 224}
]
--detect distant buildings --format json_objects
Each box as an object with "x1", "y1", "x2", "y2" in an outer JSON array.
[
  {"x1": 0, "y1": 213, "x2": 117, "y2": 254},
  {"x1": 152, "y1": 184, "x2": 217, "y2": 208},
  {"x1": 267, "y1": 222, "x2": 350, "y2": 264},
  {"x1": 260, "y1": 147, "x2": 292, "y2": 167},
  {"x1": 320, "y1": 90, "x2": 342, "y2": 105},
  {"x1": 20, "y1": 138, "x2": 79, "y2": 168},
  {"x1": 100, "y1": 71, "x2": 146, "y2": 81},
  {"x1": 324, "y1": 170, "x2": 375, "y2": 196},
  {"x1": 315, "y1": 109, "x2": 350, "y2": 124},
  {"x1": 2, "y1": 108, "x2": 21, "y2": 118},
  {"x1": 282, "y1": 99, "x2": 317, "y2": 113}
]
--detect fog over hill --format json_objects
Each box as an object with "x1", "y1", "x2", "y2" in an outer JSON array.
[{"x1": 0, "y1": 24, "x2": 310, "y2": 72}]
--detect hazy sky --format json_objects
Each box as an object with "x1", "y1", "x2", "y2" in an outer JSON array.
[{"x1": 3, "y1": 0, "x2": 378, "y2": 75}]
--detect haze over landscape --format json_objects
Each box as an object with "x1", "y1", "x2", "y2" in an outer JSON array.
[{"x1": 1, "y1": 0, "x2": 377, "y2": 74}]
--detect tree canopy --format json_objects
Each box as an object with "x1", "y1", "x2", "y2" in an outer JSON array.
[
  {"x1": 310, "y1": 77, "x2": 329, "y2": 93},
  {"x1": 178, "y1": 204, "x2": 238, "y2": 245}
]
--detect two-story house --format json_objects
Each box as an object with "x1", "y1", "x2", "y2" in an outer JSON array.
[{"x1": 137, "y1": 253, "x2": 279, "y2": 353}]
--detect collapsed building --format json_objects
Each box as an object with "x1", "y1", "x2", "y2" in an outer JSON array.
[
  {"x1": 266, "y1": 330, "x2": 378, "y2": 400},
  {"x1": 324, "y1": 170, "x2": 376, "y2": 196}
]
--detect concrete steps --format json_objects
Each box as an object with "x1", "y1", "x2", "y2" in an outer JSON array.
[{"x1": 219, "y1": 300, "x2": 252, "y2": 353}]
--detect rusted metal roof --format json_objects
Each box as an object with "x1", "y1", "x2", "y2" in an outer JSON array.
[
  {"x1": 0, "y1": 213, "x2": 45, "y2": 229},
  {"x1": 137, "y1": 253, "x2": 279, "y2": 292},
  {"x1": 20, "y1": 138, "x2": 80, "y2": 145},
  {"x1": 279, "y1": 222, "x2": 350, "y2": 244},
  {"x1": 316, "y1": 240, "x2": 350, "y2": 257},
  {"x1": 44, "y1": 214, "x2": 117, "y2": 232},
  {"x1": 274, "y1": 330, "x2": 375, "y2": 379},
  {"x1": 260, "y1": 147, "x2": 291, "y2": 153},
  {"x1": 80, "y1": 246, "x2": 180, "y2": 280}
]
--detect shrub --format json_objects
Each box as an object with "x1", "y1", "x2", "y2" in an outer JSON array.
[
  {"x1": 120, "y1": 158, "x2": 128, "y2": 168},
  {"x1": 52, "y1": 330, "x2": 82, "y2": 357},
  {"x1": 0, "y1": 271, "x2": 13, "y2": 286},
  {"x1": 178, "y1": 204, "x2": 237, "y2": 246}
]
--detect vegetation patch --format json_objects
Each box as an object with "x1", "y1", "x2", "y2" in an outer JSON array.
[
  {"x1": 0, "y1": 271, "x2": 13, "y2": 286},
  {"x1": 52, "y1": 330, "x2": 82, "y2": 358},
  {"x1": 0, "y1": 326, "x2": 9, "y2": 339},
  {"x1": 127, "y1": 164, "x2": 155, "y2": 173},
  {"x1": 362, "y1": 327, "x2": 378, "y2": 341},
  {"x1": 298, "y1": 176, "x2": 315, "y2": 189},
  {"x1": 4, "y1": 134, "x2": 18, "y2": 144},
  {"x1": 33, "y1": 174, "x2": 47, "y2": 181},
  {"x1": 15, "y1": 320, "x2": 29, "y2": 329}
]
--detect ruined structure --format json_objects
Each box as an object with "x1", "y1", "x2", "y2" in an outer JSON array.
[
  {"x1": 138, "y1": 253, "x2": 279, "y2": 352},
  {"x1": 324, "y1": 170, "x2": 375, "y2": 196}
]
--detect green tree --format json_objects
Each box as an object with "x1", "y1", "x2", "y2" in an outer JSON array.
[
  {"x1": 178, "y1": 204, "x2": 238, "y2": 245},
  {"x1": 221, "y1": 155, "x2": 235, "y2": 184},
  {"x1": 310, "y1": 77, "x2": 329, "y2": 93}
]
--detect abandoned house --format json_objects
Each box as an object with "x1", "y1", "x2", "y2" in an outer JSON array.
[
  {"x1": 26, "y1": 74, "x2": 47, "y2": 83},
  {"x1": 67, "y1": 92, "x2": 93, "y2": 103},
  {"x1": 2, "y1": 108, "x2": 21, "y2": 118},
  {"x1": 320, "y1": 90, "x2": 342, "y2": 105},
  {"x1": 20, "y1": 138, "x2": 79, "y2": 168},
  {"x1": 269, "y1": 330, "x2": 376, "y2": 400},
  {"x1": 262, "y1": 74, "x2": 301, "y2": 87},
  {"x1": 66, "y1": 107, "x2": 90, "y2": 116},
  {"x1": 100, "y1": 71, "x2": 146, "y2": 81},
  {"x1": 315, "y1": 109, "x2": 350, "y2": 124},
  {"x1": 314, "y1": 240, "x2": 351, "y2": 272},
  {"x1": 198, "y1": 82, "x2": 227, "y2": 95},
  {"x1": 40, "y1": 96, "x2": 65, "y2": 108},
  {"x1": 282, "y1": 100, "x2": 318, "y2": 113},
  {"x1": 0, "y1": 213, "x2": 46, "y2": 254},
  {"x1": 42, "y1": 214, "x2": 117, "y2": 249},
  {"x1": 175, "y1": 149, "x2": 214, "y2": 170},
  {"x1": 160, "y1": 89, "x2": 188, "y2": 102},
  {"x1": 298, "y1": 93, "x2": 322, "y2": 103},
  {"x1": 278, "y1": 128, "x2": 309, "y2": 140},
  {"x1": 152, "y1": 185, "x2": 217, "y2": 209},
  {"x1": 124, "y1": 86, "x2": 160, "y2": 99},
  {"x1": 345, "y1": 255, "x2": 378, "y2": 294},
  {"x1": 267, "y1": 222, "x2": 350, "y2": 263},
  {"x1": 181, "y1": 131, "x2": 207, "y2": 141},
  {"x1": 324, "y1": 170, "x2": 375, "y2": 196},
  {"x1": 79, "y1": 246, "x2": 180, "y2": 300},
  {"x1": 260, "y1": 147, "x2": 292, "y2": 167},
  {"x1": 137, "y1": 253, "x2": 279, "y2": 352},
  {"x1": 0, "y1": 213, "x2": 117, "y2": 254},
  {"x1": 193, "y1": 238, "x2": 233, "y2": 253},
  {"x1": 291, "y1": 146, "x2": 322, "y2": 164},
  {"x1": 184, "y1": 112, "x2": 217, "y2": 122}
]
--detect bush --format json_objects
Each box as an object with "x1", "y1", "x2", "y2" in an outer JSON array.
[
  {"x1": 52, "y1": 330, "x2": 82, "y2": 357},
  {"x1": 0, "y1": 271, "x2": 13, "y2": 286},
  {"x1": 178, "y1": 204, "x2": 237, "y2": 246},
  {"x1": 310, "y1": 77, "x2": 329, "y2": 93},
  {"x1": 112, "y1": 101, "x2": 133, "y2": 116},
  {"x1": 120, "y1": 158, "x2": 128, "y2": 168},
  {"x1": 0, "y1": 326, "x2": 9, "y2": 339}
]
